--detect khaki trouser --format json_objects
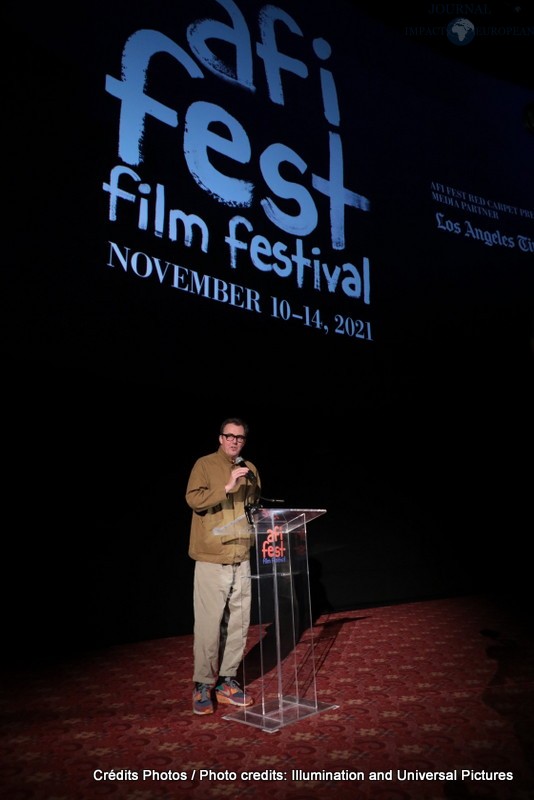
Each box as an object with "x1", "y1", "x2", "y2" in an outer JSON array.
[{"x1": 193, "y1": 560, "x2": 251, "y2": 685}]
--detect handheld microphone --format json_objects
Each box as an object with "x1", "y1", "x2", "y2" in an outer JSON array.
[{"x1": 234, "y1": 456, "x2": 256, "y2": 482}]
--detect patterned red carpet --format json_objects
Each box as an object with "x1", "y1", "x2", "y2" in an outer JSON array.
[{"x1": 2, "y1": 595, "x2": 533, "y2": 800}]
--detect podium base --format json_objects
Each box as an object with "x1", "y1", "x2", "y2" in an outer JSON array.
[{"x1": 222, "y1": 696, "x2": 339, "y2": 733}]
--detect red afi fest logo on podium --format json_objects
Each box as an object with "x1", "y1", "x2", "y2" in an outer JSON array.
[{"x1": 261, "y1": 525, "x2": 287, "y2": 564}]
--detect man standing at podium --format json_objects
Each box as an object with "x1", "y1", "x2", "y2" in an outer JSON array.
[{"x1": 185, "y1": 417, "x2": 261, "y2": 715}]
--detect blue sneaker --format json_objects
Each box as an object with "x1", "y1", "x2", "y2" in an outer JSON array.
[
  {"x1": 215, "y1": 677, "x2": 253, "y2": 707},
  {"x1": 192, "y1": 683, "x2": 214, "y2": 715}
]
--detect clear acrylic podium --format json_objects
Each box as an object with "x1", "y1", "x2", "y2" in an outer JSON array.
[{"x1": 213, "y1": 508, "x2": 337, "y2": 732}]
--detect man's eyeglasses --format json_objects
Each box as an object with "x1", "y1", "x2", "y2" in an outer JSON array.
[{"x1": 221, "y1": 433, "x2": 246, "y2": 443}]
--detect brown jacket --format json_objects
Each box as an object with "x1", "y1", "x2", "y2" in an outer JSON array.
[{"x1": 185, "y1": 447, "x2": 261, "y2": 563}]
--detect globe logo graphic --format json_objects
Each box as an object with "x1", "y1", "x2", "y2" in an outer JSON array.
[{"x1": 447, "y1": 17, "x2": 475, "y2": 46}]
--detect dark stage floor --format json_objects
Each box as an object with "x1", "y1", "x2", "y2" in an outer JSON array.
[{"x1": 1, "y1": 595, "x2": 534, "y2": 800}]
